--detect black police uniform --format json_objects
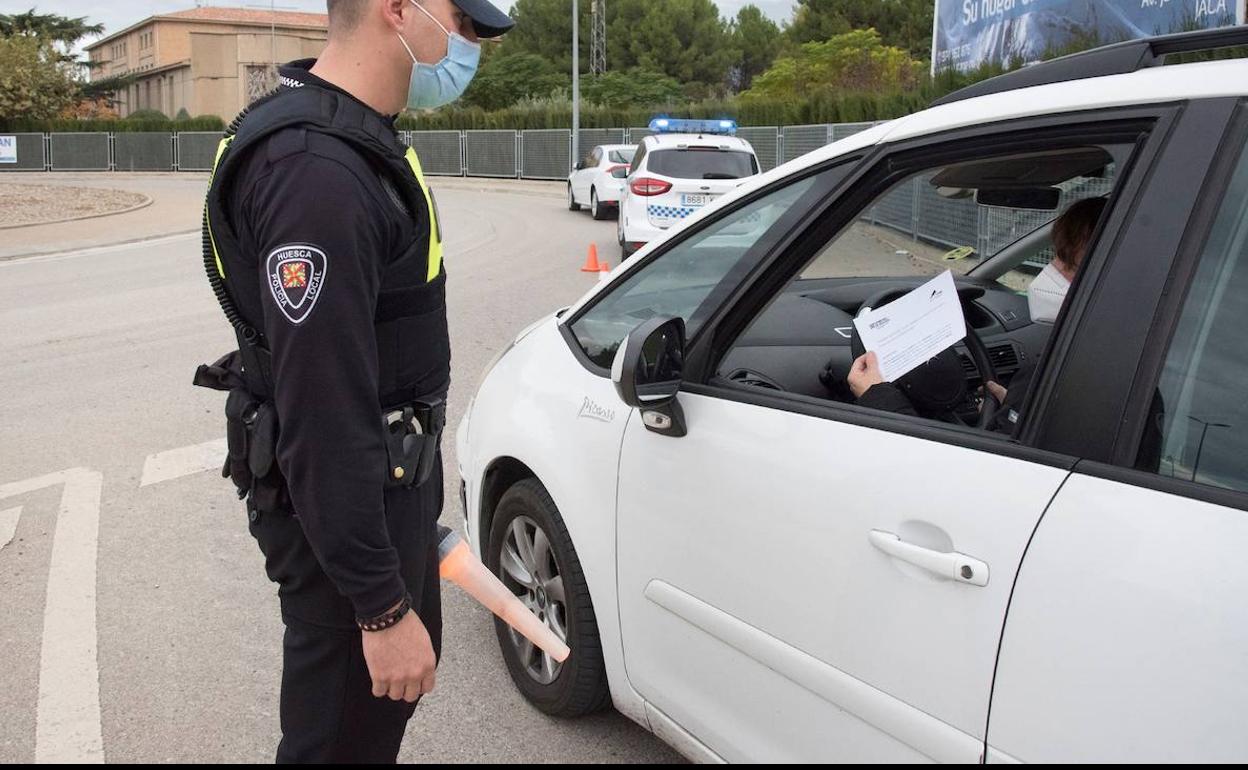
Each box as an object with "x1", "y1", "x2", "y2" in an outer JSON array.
[{"x1": 196, "y1": 60, "x2": 449, "y2": 763}]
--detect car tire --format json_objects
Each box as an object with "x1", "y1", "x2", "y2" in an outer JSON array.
[
  {"x1": 567, "y1": 184, "x2": 581, "y2": 211},
  {"x1": 486, "y1": 478, "x2": 611, "y2": 717},
  {"x1": 590, "y1": 188, "x2": 609, "y2": 220}
]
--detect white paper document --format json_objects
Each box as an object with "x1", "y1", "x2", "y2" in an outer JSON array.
[{"x1": 852, "y1": 270, "x2": 967, "y2": 382}]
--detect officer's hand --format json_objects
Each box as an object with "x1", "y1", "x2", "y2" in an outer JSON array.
[
  {"x1": 361, "y1": 606, "x2": 437, "y2": 702},
  {"x1": 848, "y1": 351, "x2": 886, "y2": 399}
]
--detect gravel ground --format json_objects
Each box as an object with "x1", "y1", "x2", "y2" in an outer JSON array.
[{"x1": 0, "y1": 183, "x2": 149, "y2": 228}]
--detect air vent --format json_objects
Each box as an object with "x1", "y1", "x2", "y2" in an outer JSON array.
[{"x1": 960, "y1": 343, "x2": 1020, "y2": 378}]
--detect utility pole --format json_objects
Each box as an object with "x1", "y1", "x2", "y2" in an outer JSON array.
[
  {"x1": 572, "y1": 0, "x2": 580, "y2": 169},
  {"x1": 591, "y1": 0, "x2": 606, "y2": 76}
]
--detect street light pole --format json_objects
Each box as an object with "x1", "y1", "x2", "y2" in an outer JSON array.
[
  {"x1": 270, "y1": 0, "x2": 276, "y2": 82},
  {"x1": 571, "y1": 0, "x2": 579, "y2": 172}
]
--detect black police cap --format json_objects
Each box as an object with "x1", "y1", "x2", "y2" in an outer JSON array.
[{"x1": 452, "y1": 0, "x2": 515, "y2": 38}]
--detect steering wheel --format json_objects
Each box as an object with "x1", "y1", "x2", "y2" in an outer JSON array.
[{"x1": 853, "y1": 286, "x2": 1001, "y2": 429}]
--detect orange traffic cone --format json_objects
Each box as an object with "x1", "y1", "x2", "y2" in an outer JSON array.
[
  {"x1": 580, "y1": 243, "x2": 601, "y2": 273},
  {"x1": 597, "y1": 262, "x2": 611, "y2": 282}
]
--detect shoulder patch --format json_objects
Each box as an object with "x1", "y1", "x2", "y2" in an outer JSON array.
[{"x1": 266, "y1": 244, "x2": 327, "y2": 325}]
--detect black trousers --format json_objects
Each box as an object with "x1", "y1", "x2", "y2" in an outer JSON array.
[{"x1": 248, "y1": 460, "x2": 444, "y2": 764}]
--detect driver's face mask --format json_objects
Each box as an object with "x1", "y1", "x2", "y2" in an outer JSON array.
[{"x1": 1027, "y1": 261, "x2": 1070, "y2": 324}]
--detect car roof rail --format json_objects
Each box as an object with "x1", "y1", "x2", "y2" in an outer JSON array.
[{"x1": 931, "y1": 26, "x2": 1248, "y2": 107}]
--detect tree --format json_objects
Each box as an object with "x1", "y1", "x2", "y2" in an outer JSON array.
[
  {"x1": 0, "y1": 9, "x2": 130, "y2": 110},
  {"x1": 581, "y1": 69, "x2": 682, "y2": 108},
  {"x1": 497, "y1": 0, "x2": 590, "y2": 78},
  {"x1": 0, "y1": 9, "x2": 103, "y2": 54},
  {"x1": 787, "y1": 0, "x2": 934, "y2": 61},
  {"x1": 0, "y1": 35, "x2": 79, "y2": 120},
  {"x1": 501, "y1": 0, "x2": 737, "y2": 95},
  {"x1": 460, "y1": 51, "x2": 569, "y2": 111},
  {"x1": 730, "y1": 5, "x2": 782, "y2": 92},
  {"x1": 744, "y1": 28, "x2": 922, "y2": 100},
  {"x1": 606, "y1": 0, "x2": 735, "y2": 94}
]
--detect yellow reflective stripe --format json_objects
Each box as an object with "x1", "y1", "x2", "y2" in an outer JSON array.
[
  {"x1": 207, "y1": 136, "x2": 235, "y2": 279},
  {"x1": 405, "y1": 147, "x2": 443, "y2": 282}
]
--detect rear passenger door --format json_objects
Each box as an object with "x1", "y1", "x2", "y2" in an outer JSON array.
[{"x1": 989, "y1": 100, "x2": 1248, "y2": 762}]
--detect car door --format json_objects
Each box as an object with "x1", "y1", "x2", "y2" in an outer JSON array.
[
  {"x1": 612, "y1": 110, "x2": 1187, "y2": 762},
  {"x1": 573, "y1": 147, "x2": 598, "y2": 202},
  {"x1": 988, "y1": 104, "x2": 1248, "y2": 763}
]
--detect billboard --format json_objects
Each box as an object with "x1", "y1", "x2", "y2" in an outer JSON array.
[{"x1": 933, "y1": 0, "x2": 1247, "y2": 72}]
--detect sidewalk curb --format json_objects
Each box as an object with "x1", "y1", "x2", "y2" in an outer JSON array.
[{"x1": 0, "y1": 194, "x2": 154, "y2": 231}]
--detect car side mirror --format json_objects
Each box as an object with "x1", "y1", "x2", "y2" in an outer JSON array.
[
  {"x1": 574, "y1": 161, "x2": 586, "y2": 170},
  {"x1": 612, "y1": 316, "x2": 687, "y2": 437}
]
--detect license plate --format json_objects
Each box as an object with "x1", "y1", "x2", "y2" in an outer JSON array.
[{"x1": 682, "y1": 194, "x2": 715, "y2": 206}]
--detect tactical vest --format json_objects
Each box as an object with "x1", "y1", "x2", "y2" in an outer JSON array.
[{"x1": 195, "y1": 82, "x2": 450, "y2": 514}]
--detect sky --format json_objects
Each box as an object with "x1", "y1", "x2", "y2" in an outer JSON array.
[{"x1": 7, "y1": 0, "x2": 797, "y2": 54}]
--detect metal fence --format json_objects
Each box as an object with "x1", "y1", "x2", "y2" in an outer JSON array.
[
  {"x1": 404, "y1": 130, "x2": 462, "y2": 176},
  {"x1": 0, "y1": 133, "x2": 47, "y2": 171},
  {"x1": 114, "y1": 132, "x2": 174, "y2": 172},
  {"x1": 521, "y1": 129, "x2": 571, "y2": 180},
  {"x1": 49, "y1": 133, "x2": 110, "y2": 171},
  {"x1": 465, "y1": 130, "x2": 519, "y2": 178},
  {"x1": 4, "y1": 122, "x2": 1110, "y2": 266},
  {"x1": 177, "y1": 132, "x2": 225, "y2": 171},
  {"x1": 781, "y1": 124, "x2": 831, "y2": 166},
  {"x1": 6, "y1": 122, "x2": 881, "y2": 176}
]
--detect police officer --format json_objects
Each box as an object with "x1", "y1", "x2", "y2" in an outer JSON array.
[{"x1": 194, "y1": 0, "x2": 513, "y2": 762}]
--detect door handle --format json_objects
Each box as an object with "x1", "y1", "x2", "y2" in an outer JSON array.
[{"x1": 868, "y1": 530, "x2": 989, "y2": 587}]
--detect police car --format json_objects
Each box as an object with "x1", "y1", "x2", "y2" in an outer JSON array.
[
  {"x1": 456, "y1": 29, "x2": 1248, "y2": 763},
  {"x1": 567, "y1": 144, "x2": 636, "y2": 220},
  {"x1": 617, "y1": 118, "x2": 759, "y2": 258}
]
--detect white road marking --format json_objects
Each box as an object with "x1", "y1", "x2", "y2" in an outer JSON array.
[
  {"x1": 0, "y1": 468, "x2": 105, "y2": 763},
  {"x1": 0, "y1": 506, "x2": 20, "y2": 550},
  {"x1": 140, "y1": 438, "x2": 227, "y2": 488}
]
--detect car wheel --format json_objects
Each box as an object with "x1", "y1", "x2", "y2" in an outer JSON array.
[
  {"x1": 487, "y1": 478, "x2": 610, "y2": 717},
  {"x1": 590, "y1": 188, "x2": 609, "y2": 220},
  {"x1": 568, "y1": 184, "x2": 581, "y2": 211}
]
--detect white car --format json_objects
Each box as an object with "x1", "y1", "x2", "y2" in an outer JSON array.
[
  {"x1": 568, "y1": 144, "x2": 636, "y2": 220},
  {"x1": 457, "y1": 30, "x2": 1248, "y2": 763},
  {"x1": 618, "y1": 119, "x2": 759, "y2": 258}
]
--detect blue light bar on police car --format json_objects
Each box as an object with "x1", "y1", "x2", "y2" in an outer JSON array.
[{"x1": 648, "y1": 118, "x2": 737, "y2": 135}]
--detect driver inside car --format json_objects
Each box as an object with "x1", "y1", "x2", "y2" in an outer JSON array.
[{"x1": 847, "y1": 197, "x2": 1107, "y2": 431}]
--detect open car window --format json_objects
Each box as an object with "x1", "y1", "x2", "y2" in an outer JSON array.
[
  {"x1": 717, "y1": 140, "x2": 1142, "y2": 434},
  {"x1": 800, "y1": 148, "x2": 1117, "y2": 294}
]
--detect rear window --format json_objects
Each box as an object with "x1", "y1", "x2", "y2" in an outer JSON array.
[
  {"x1": 608, "y1": 149, "x2": 635, "y2": 164},
  {"x1": 647, "y1": 148, "x2": 757, "y2": 180}
]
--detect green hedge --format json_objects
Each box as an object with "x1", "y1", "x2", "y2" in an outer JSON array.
[
  {"x1": 0, "y1": 115, "x2": 225, "y2": 132},
  {"x1": 397, "y1": 89, "x2": 934, "y2": 131}
]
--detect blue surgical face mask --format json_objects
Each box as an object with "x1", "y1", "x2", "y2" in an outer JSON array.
[{"x1": 397, "y1": 1, "x2": 480, "y2": 110}]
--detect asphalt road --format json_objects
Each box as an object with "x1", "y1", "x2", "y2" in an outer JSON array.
[{"x1": 0, "y1": 182, "x2": 683, "y2": 763}]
